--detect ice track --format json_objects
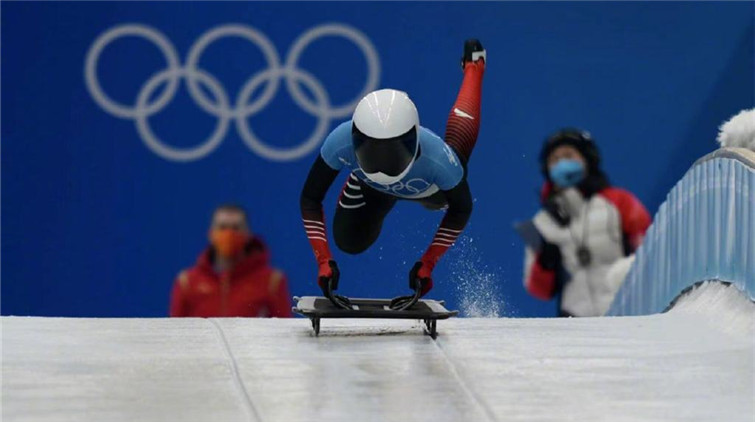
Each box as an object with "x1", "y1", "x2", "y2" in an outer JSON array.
[{"x1": 2, "y1": 283, "x2": 753, "y2": 422}]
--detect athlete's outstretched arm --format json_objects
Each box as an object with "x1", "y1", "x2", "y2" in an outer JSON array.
[
  {"x1": 300, "y1": 156, "x2": 340, "y2": 279},
  {"x1": 430, "y1": 178, "x2": 474, "y2": 254},
  {"x1": 412, "y1": 177, "x2": 473, "y2": 296}
]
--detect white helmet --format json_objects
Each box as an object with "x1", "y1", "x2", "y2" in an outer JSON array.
[{"x1": 352, "y1": 89, "x2": 420, "y2": 185}]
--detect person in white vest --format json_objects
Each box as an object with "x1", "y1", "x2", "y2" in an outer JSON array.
[{"x1": 519, "y1": 129, "x2": 651, "y2": 317}]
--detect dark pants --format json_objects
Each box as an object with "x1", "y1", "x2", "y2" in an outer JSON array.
[
  {"x1": 333, "y1": 174, "x2": 454, "y2": 255},
  {"x1": 333, "y1": 174, "x2": 398, "y2": 254}
]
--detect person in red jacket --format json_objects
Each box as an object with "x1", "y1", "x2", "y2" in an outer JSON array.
[
  {"x1": 170, "y1": 204, "x2": 292, "y2": 318},
  {"x1": 518, "y1": 129, "x2": 652, "y2": 317}
]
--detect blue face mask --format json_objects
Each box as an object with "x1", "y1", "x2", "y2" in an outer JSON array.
[{"x1": 549, "y1": 159, "x2": 586, "y2": 188}]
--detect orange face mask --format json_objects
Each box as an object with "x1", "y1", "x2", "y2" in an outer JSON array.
[{"x1": 210, "y1": 229, "x2": 248, "y2": 258}]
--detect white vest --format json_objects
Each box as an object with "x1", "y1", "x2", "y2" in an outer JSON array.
[{"x1": 532, "y1": 188, "x2": 626, "y2": 316}]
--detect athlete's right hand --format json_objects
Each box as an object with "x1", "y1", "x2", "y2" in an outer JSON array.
[{"x1": 317, "y1": 260, "x2": 340, "y2": 296}]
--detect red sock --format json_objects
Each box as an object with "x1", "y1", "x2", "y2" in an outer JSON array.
[{"x1": 444, "y1": 61, "x2": 485, "y2": 162}]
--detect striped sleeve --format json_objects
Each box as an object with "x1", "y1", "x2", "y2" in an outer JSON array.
[
  {"x1": 300, "y1": 156, "x2": 340, "y2": 265},
  {"x1": 303, "y1": 218, "x2": 328, "y2": 244},
  {"x1": 431, "y1": 227, "x2": 463, "y2": 248},
  {"x1": 419, "y1": 178, "x2": 473, "y2": 271}
]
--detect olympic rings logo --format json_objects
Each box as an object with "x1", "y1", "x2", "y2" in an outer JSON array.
[
  {"x1": 387, "y1": 178, "x2": 432, "y2": 195},
  {"x1": 84, "y1": 23, "x2": 380, "y2": 162},
  {"x1": 361, "y1": 175, "x2": 433, "y2": 197}
]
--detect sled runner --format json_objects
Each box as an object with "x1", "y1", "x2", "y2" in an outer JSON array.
[{"x1": 293, "y1": 296, "x2": 458, "y2": 339}]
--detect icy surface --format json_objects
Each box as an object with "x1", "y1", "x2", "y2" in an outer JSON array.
[
  {"x1": 670, "y1": 281, "x2": 755, "y2": 335},
  {"x1": 3, "y1": 289, "x2": 753, "y2": 422}
]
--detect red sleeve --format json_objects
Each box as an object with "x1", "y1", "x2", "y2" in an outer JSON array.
[
  {"x1": 267, "y1": 270, "x2": 293, "y2": 318},
  {"x1": 169, "y1": 272, "x2": 190, "y2": 317},
  {"x1": 525, "y1": 253, "x2": 558, "y2": 300},
  {"x1": 600, "y1": 188, "x2": 652, "y2": 251}
]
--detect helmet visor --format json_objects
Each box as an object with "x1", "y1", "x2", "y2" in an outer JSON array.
[{"x1": 352, "y1": 125, "x2": 417, "y2": 177}]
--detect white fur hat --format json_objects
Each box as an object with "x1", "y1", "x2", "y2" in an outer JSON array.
[{"x1": 717, "y1": 108, "x2": 755, "y2": 151}]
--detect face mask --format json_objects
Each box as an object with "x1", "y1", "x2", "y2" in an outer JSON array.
[
  {"x1": 210, "y1": 229, "x2": 248, "y2": 258},
  {"x1": 549, "y1": 159, "x2": 586, "y2": 188}
]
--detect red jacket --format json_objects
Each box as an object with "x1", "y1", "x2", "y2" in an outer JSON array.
[{"x1": 170, "y1": 238, "x2": 292, "y2": 318}]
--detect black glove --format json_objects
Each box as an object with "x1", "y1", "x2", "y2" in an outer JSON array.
[
  {"x1": 317, "y1": 260, "x2": 339, "y2": 297},
  {"x1": 409, "y1": 261, "x2": 434, "y2": 297}
]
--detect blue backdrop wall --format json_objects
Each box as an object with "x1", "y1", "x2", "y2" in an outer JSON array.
[{"x1": 2, "y1": 2, "x2": 753, "y2": 317}]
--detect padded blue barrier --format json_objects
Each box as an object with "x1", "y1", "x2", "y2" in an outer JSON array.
[{"x1": 607, "y1": 149, "x2": 755, "y2": 316}]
